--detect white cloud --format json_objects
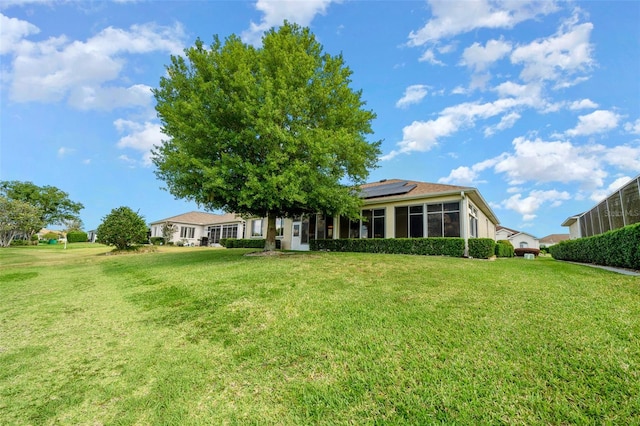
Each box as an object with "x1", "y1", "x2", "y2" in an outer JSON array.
[
  {"x1": 0, "y1": 13, "x2": 39, "y2": 55},
  {"x1": 624, "y1": 118, "x2": 640, "y2": 135},
  {"x1": 438, "y1": 157, "x2": 498, "y2": 185},
  {"x1": 115, "y1": 119, "x2": 163, "y2": 166},
  {"x1": 396, "y1": 84, "x2": 429, "y2": 108},
  {"x1": 408, "y1": 0, "x2": 558, "y2": 46},
  {"x1": 602, "y1": 144, "x2": 640, "y2": 170},
  {"x1": 6, "y1": 20, "x2": 185, "y2": 110},
  {"x1": 418, "y1": 49, "x2": 444, "y2": 65},
  {"x1": 494, "y1": 137, "x2": 606, "y2": 189},
  {"x1": 460, "y1": 39, "x2": 512, "y2": 72},
  {"x1": 241, "y1": 0, "x2": 337, "y2": 46},
  {"x1": 565, "y1": 110, "x2": 620, "y2": 136},
  {"x1": 57, "y1": 146, "x2": 74, "y2": 158},
  {"x1": 569, "y1": 99, "x2": 598, "y2": 110},
  {"x1": 501, "y1": 189, "x2": 570, "y2": 221},
  {"x1": 511, "y1": 16, "x2": 594, "y2": 86},
  {"x1": 484, "y1": 111, "x2": 520, "y2": 137}
]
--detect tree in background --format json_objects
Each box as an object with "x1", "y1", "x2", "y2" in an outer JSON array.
[
  {"x1": 161, "y1": 222, "x2": 178, "y2": 245},
  {"x1": 153, "y1": 22, "x2": 380, "y2": 251},
  {"x1": 0, "y1": 197, "x2": 44, "y2": 247},
  {"x1": 97, "y1": 207, "x2": 148, "y2": 250},
  {"x1": 64, "y1": 218, "x2": 84, "y2": 232},
  {"x1": 0, "y1": 181, "x2": 84, "y2": 232}
]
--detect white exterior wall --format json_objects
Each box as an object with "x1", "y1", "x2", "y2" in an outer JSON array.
[{"x1": 510, "y1": 233, "x2": 540, "y2": 249}]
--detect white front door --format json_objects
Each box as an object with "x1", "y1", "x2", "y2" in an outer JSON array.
[{"x1": 290, "y1": 219, "x2": 310, "y2": 251}]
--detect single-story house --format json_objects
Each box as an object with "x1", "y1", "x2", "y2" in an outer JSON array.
[
  {"x1": 539, "y1": 234, "x2": 570, "y2": 247},
  {"x1": 149, "y1": 212, "x2": 244, "y2": 246},
  {"x1": 151, "y1": 179, "x2": 500, "y2": 254},
  {"x1": 562, "y1": 174, "x2": 640, "y2": 239},
  {"x1": 496, "y1": 225, "x2": 540, "y2": 249}
]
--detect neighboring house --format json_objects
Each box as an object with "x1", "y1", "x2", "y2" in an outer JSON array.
[
  {"x1": 149, "y1": 212, "x2": 245, "y2": 246},
  {"x1": 152, "y1": 179, "x2": 500, "y2": 254},
  {"x1": 87, "y1": 230, "x2": 98, "y2": 243},
  {"x1": 539, "y1": 234, "x2": 570, "y2": 247},
  {"x1": 562, "y1": 173, "x2": 640, "y2": 239},
  {"x1": 496, "y1": 226, "x2": 540, "y2": 249}
]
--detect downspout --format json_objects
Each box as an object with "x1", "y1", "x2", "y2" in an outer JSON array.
[{"x1": 460, "y1": 191, "x2": 469, "y2": 257}]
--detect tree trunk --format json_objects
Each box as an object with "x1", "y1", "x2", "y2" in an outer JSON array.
[{"x1": 264, "y1": 213, "x2": 277, "y2": 252}]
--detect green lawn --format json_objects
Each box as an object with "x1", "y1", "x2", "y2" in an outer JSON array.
[{"x1": 1, "y1": 244, "x2": 638, "y2": 425}]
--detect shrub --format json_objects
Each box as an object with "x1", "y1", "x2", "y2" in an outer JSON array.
[
  {"x1": 97, "y1": 206, "x2": 148, "y2": 250},
  {"x1": 150, "y1": 237, "x2": 164, "y2": 245},
  {"x1": 66, "y1": 231, "x2": 88, "y2": 243},
  {"x1": 310, "y1": 238, "x2": 466, "y2": 257},
  {"x1": 468, "y1": 238, "x2": 496, "y2": 259},
  {"x1": 549, "y1": 223, "x2": 640, "y2": 270},
  {"x1": 222, "y1": 238, "x2": 281, "y2": 249},
  {"x1": 514, "y1": 248, "x2": 541, "y2": 257},
  {"x1": 495, "y1": 240, "x2": 514, "y2": 257},
  {"x1": 10, "y1": 239, "x2": 30, "y2": 246}
]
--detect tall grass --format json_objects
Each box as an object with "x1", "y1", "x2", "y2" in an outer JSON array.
[{"x1": 1, "y1": 245, "x2": 638, "y2": 424}]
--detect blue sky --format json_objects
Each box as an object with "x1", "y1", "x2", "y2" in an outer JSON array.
[{"x1": 1, "y1": 0, "x2": 639, "y2": 237}]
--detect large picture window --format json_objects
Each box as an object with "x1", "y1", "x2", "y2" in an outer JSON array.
[
  {"x1": 426, "y1": 202, "x2": 460, "y2": 237},
  {"x1": 362, "y1": 208, "x2": 385, "y2": 238},
  {"x1": 395, "y1": 205, "x2": 424, "y2": 238},
  {"x1": 276, "y1": 218, "x2": 285, "y2": 237},
  {"x1": 180, "y1": 226, "x2": 195, "y2": 239}
]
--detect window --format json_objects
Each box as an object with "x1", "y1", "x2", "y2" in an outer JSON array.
[
  {"x1": 426, "y1": 202, "x2": 460, "y2": 237},
  {"x1": 362, "y1": 208, "x2": 385, "y2": 238},
  {"x1": 469, "y1": 205, "x2": 478, "y2": 238},
  {"x1": 339, "y1": 216, "x2": 360, "y2": 238},
  {"x1": 222, "y1": 224, "x2": 238, "y2": 239},
  {"x1": 251, "y1": 219, "x2": 263, "y2": 237},
  {"x1": 180, "y1": 226, "x2": 195, "y2": 239},
  {"x1": 276, "y1": 218, "x2": 285, "y2": 237},
  {"x1": 395, "y1": 205, "x2": 424, "y2": 238},
  {"x1": 520, "y1": 241, "x2": 528, "y2": 248}
]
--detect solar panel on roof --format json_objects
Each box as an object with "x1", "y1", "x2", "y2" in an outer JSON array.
[{"x1": 360, "y1": 181, "x2": 417, "y2": 199}]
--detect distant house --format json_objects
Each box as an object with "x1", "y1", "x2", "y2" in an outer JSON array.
[
  {"x1": 151, "y1": 179, "x2": 500, "y2": 254},
  {"x1": 562, "y1": 174, "x2": 640, "y2": 239},
  {"x1": 496, "y1": 226, "x2": 540, "y2": 249},
  {"x1": 539, "y1": 234, "x2": 570, "y2": 247},
  {"x1": 149, "y1": 212, "x2": 245, "y2": 246}
]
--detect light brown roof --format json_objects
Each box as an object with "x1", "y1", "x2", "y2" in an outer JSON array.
[
  {"x1": 540, "y1": 234, "x2": 570, "y2": 244},
  {"x1": 150, "y1": 211, "x2": 243, "y2": 225}
]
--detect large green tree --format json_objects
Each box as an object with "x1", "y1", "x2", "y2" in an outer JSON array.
[
  {"x1": 153, "y1": 22, "x2": 380, "y2": 251},
  {"x1": 0, "y1": 181, "x2": 84, "y2": 229},
  {"x1": 97, "y1": 206, "x2": 148, "y2": 250}
]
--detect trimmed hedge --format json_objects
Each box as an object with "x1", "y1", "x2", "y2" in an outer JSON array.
[
  {"x1": 221, "y1": 238, "x2": 281, "y2": 249},
  {"x1": 495, "y1": 240, "x2": 515, "y2": 257},
  {"x1": 514, "y1": 248, "x2": 540, "y2": 257},
  {"x1": 310, "y1": 238, "x2": 466, "y2": 257},
  {"x1": 549, "y1": 223, "x2": 640, "y2": 270},
  {"x1": 468, "y1": 238, "x2": 496, "y2": 259},
  {"x1": 66, "y1": 231, "x2": 88, "y2": 243}
]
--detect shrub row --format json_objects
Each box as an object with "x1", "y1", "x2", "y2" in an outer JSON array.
[
  {"x1": 220, "y1": 238, "x2": 281, "y2": 249},
  {"x1": 66, "y1": 231, "x2": 88, "y2": 243},
  {"x1": 549, "y1": 223, "x2": 640, "y2": 270},
  {"x1": 495, "y1": 240, "x2": 515, "y2": 257},
  {"x1": 514, "y1": 248, "x2": 540, "y2": 257},
  {"x1": 310, "y1": 238, "x2": 467, "y2": 257},
  {"x1": 468, "y1": 238, "x2": 496, "y2": 259}
]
